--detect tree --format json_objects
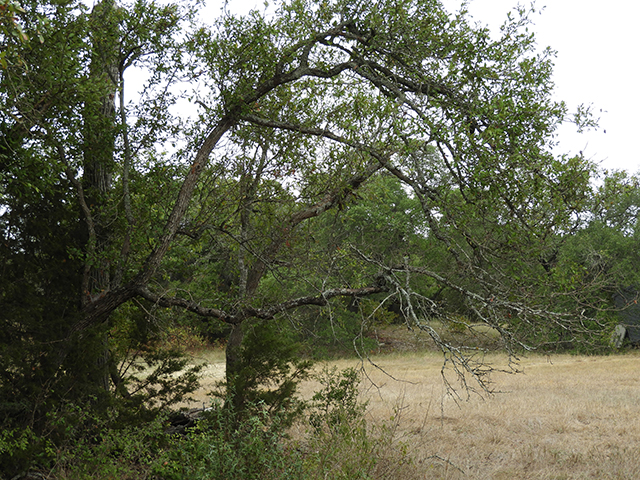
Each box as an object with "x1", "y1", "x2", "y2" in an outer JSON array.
[
  {"x1": 1, "y1": 1, "x2": 200, "y2": 462},
  {"x1": 1, "y1": 0, "x2": 599, "y2": 451},
  {"x1": 549, "y1": 171, "x2": 640, "y2": 348}
]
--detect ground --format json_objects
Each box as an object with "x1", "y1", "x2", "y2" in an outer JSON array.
[{"x1": 182, "y1": 325, "x2": 640, "y2": 479}]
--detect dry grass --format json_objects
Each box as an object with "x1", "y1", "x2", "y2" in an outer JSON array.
[
  {"x1": 296, "y1": 352, "x2": 640, "y2": 479},
  {"x1": 182, "y1": 343, "x2": 640, "y2": 479}
]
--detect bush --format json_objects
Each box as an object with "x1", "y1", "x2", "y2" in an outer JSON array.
[
  {"x1": 28, "y1": 365, "x2": 426, "y2": 480},
  {"x1": 308, "y1": 367, "x2": 364, "y2": 433},
  {"x1": 53, "y1": 413, "x2": 171, "y2": 480},
  {"x1": 299, "y1": 367, "x2": 422, "y2": 480},
  {"x1": 216, "y1": 318, "x2": 313, "y2": 425},
  {"x1": 153, "y1": 405, "x2": 306, "y2": 480}
]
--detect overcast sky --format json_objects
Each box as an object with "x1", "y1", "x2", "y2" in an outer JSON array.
[
  {"x1": 204, "y1": 0, "x2": 639, "y2": 174},
  {"x1": 446, "y1": 0, "x2": 639, "y2": 174}
]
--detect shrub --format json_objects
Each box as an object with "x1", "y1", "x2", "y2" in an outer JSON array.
[
  {"x1": 215, "y1": 318, "x2": 313, "y2": 425},
  {"x1": 33, "y1": 365, "x2": 425, "y2": 480},
  {"x1": 153, "y1": 405, "x2": 306, "y2": 480},
  {"x1": 300, "y1": 367, "x2": 422, "y2": 480}
]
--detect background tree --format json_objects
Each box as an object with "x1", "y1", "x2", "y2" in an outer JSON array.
[{"x1": 545, "y1": 171, "x2": 640, "y2": 348}]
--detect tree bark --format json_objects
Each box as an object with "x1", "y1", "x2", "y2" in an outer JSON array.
[{"x1": 82, "y1": 0, "x2": 119, "y2": 392}]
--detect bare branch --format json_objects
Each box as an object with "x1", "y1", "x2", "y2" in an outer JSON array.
[
  {"x1": 262, "y1": 285, "x2": 388, "y2": 317},
  {"x1": 135, "y1": 284, "x2": 387, "y2": 326},
  {"x1": 136, "y1": 287, "x2": 235, "y2": 324}
]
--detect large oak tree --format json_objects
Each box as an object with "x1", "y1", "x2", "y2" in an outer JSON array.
[{"x1": 1, "y1": 0, "x2": 599, "y2": 434}]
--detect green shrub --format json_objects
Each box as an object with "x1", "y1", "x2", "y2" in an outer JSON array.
[
  {"x1": 153, "y1": 405, "x2": 306, "y2": 480},
  {"x1": 308, "y1": 366, "x2": 364, "y2": 433},
  {"x1": 35, "y1": 365, "x2": 425, "y2": 480},
  {"x1": 0, "y1": 427, "x2": 53, "y2": 478},
  {"x1": 53, "y1": 413, "x2": 171, "y2": 480},
  {"x1": 300, "y1": 367, "x2": 422, "y2": 480},
  {"x1": 216, "y1": 318, "x2": 312, "y2": 425}
]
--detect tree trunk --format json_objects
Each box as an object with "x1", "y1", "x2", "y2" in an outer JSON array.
[
  {"x1": 82, "y1": 0, "x2": 119, "y2": 393},
  {"x1": 225, "y1": 323, "x2": 245, "y2": 415}
]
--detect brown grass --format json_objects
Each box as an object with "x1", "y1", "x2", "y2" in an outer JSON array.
[
  {"x1": 296, "y1": 351, "x2": 640, "y2": 479},
  {"x1": 182, "y1": 338, "x2": 640, "y2": 479}
]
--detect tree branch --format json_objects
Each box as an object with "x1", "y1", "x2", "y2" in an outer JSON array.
[
  {"x1": 135, "y1": 285, "x2": 388, "y2": 325},
  {"x1": 259, "y1": 285, "x2": 389, "y2": 318},
  {"x1": 56, "y1": 144, "x2": 96, "y2": 307},
  {"x1": 136, "y1": 287, "x2": 235, "y2": 324}
]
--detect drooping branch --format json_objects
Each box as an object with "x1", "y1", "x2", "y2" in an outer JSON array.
[
  {"x1": 342, "y1": 250, "x2": 528, "y2": 396},
  {"x1": 353, "y1": 246, "x2": 598, "y2": 343},
  {"x1": 135, "y1": 285, "x2": 388, "y2": 325}
]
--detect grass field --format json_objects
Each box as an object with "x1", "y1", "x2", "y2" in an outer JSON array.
[
  {"x1": 185, "y1": 340, "x2": 640, "y2": 479},
  {"x1": 302, "y1": 352, "x2": 640, "y2": 479}
]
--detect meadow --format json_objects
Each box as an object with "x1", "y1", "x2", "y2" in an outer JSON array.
[{"x1": 188, "y1": 343, "x2": 640, "y2": 479}]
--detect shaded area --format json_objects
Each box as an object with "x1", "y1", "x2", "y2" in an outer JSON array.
[{"x1": 614, "y1": 287, "x2": 640, "y2": 344}]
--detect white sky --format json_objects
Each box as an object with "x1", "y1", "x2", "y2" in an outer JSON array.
[
  {"x1": 448, "y1": 0, "x2": 640, "y2": 175},
  {"x1": 204, "y1": 0, "x2": 639, "y2": 174}
]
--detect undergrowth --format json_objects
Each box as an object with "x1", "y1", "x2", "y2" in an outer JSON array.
[{"x1": 25, "y1": 367, "x2": 423, "y2": 480}]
